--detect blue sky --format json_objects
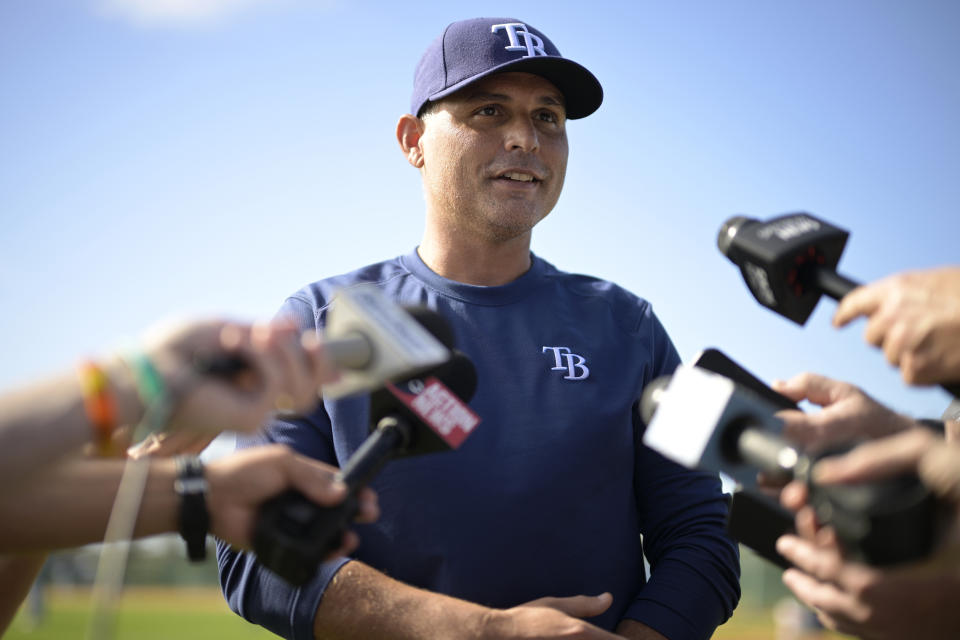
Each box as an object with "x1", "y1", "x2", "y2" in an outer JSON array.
[{"x1": 2, "y1": 0, "x2": 958, "y2": 422}]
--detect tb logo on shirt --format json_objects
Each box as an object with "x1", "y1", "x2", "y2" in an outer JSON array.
[{"x1": 542, "y1": 346, "x2": 590, "y2": 381}]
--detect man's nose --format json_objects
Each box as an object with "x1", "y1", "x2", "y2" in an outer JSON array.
[{"x1": 503, "y1": 116, "x2": 539, "y2": 153}]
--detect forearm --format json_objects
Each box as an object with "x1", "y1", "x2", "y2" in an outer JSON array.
[
  {"x1": 314, "y1": 561, "x2": 490, "y2": 640},
  {"x1": 616, "y1": 619, "x2": 669, "y2": 640},
  {"x1": 0, "y1": 360, "x2": 143, "y2": 481},
  {"x1": 0, "y1": 458, "x2": 178, "y2": 552}
]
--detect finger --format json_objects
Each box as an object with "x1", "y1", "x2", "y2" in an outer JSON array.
[
  {"x1": 778, "y1": 409, "x2": 821, "y2": 449},
  {"x1": 812, "y1": 428, "x2": 936, "y2": 485},
  {"x1": 354, "y1": 487, "x2": 380, "y2": 523},
  {"x1": 261, "y1": 323, "x2": 316, "y2": 413},
  {"x1": 863, "y1": 308, "x2": 896, "y2": 349},
  {"x1": 771, "y1": 372, "x2": 847, "y2": 408},
  {"x1": 216, "y1": 323, "x2": 267, "y2": 394},
  {"x1": 779, "y1": 480, "x2": 808, "y2": 512},
  {"x1": 771, "y1": 375, "x2": 814, "y2": 403},
  {"x1": 899, "y1": 351, "x2": 924, "y2": 386},
  {"x1": 278, "y1": 335, "x2": 324, "y2": 413},
  {"x1": 814, "y1": 524, "x2": 838, "y2": 549},
  {"x1": 328, "y1": 530, "x2": 360, "y2": 559},
  {"x1": 881, "y1": 320, "x2": 912, "y2": 368},
  {"x1": 918, "y1": 442, "x2": 960, "y2": 502},
  {"x1": 285, "y1": 453, "x2": 349, "y2": 507},
  {"x1": 520, "y1": 593, "x2": 613, "y2": 618},
  {"x1": 833, "y1": 283, "x2": 884, "y2": 328},
  {"x1": 794, "y1": 506, "x2": 819, "y2": 541},
  {"x1": 781, "y1": 568, "x2": 869, "y2": 628},
  {"x1": 895, "y1": 314, "x2": 941, "y2": 385},
  {"x1": 214, "y1": 323, "x2": 284, "y2": 429},
  {"x1": 779, "y1": 532, "x2": 878, "y2": 599},
  {"x1": 776, "y1": 535, "x2": 844, "y2": 583}
]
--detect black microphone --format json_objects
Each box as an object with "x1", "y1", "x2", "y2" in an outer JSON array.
[
  {"x1": 252, "y1": 351, "x2": 480, "y2": 586},
  {"x1": 642, "y1": 365, "x2": 941, "y2": 567},
  {"x1": 718, "y1": 212, "x2": 856, "y2": 325},
  {"x1": 718, "y1": 212, "x2": 960, "y2": 398}
]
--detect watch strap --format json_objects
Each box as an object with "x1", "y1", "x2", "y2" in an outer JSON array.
[{"x1": 174, "y1": 455, "x2": 209, "y2": 561}]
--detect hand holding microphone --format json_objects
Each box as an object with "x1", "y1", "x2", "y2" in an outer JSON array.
[
  {"x1": 155, "y1": 285, "x2": 452, "y2": 438},
  {"x1": 775, "y1": 428, "x2": 960, "y2": 639},
  {"x1": 771, "y1": 372, "x2": 920, "y2": 454},
  {"x1": 832, "y1": 266, "x2": 960, "y2": 386},
  {"x1": 253, "y1": 351, "x2": 481, "y2": 586},
  {"x1": 641, "y1": 364, "x2": 941, "y2": 567},
  {"x1": 717, "y1": 212, "x2": 960, "y2": 397}
]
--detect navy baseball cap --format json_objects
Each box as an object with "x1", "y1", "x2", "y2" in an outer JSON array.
[{"x1": 412, "y1": 18, "x2": 603, "y2": 119}]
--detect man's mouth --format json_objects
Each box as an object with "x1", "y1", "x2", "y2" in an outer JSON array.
[{"x1": 495, "y1": 171, "x2": 540, "y2": 183}]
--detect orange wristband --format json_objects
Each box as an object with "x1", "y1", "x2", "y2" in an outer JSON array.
[{"x1": 78, "y1": 360, "x2": 117, "y2": 455}]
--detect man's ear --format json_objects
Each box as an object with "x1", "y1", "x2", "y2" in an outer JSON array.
[{"x1": 396, "y1": 114, "x2": 425, "y2": 168}]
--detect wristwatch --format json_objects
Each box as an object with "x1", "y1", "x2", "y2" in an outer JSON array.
[{"x1": 174, "y1": 455, "x2": 209, "y2": 561}]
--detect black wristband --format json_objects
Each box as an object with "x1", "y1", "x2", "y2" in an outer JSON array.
[{"x1": 174, "y1": 455, "x2": 209, "y2": 562}]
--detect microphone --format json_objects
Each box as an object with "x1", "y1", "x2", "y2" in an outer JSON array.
[
  {"x1": 682, "y1": 348, "x2": 798, "y2": 567},
  {"x1": 642, "y1": 365, "x2": 940, "y2": 567},
  {"x1": 252, "y1": 351, "x2": 480, "y2": 586},
  {"x1": 690, "y1": 348, "x2": 799, "y2": 411},
  {"x1": 718, "y1": 212, "x2": 960, "y2": 397},
  {"x1": 194, "y1": 286, "x2": 453, "y2": 400},
  {"x1": 717, "y1": 212, "x2": 857, "y2": 325}
]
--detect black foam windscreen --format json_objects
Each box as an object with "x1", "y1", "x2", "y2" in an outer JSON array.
[
  {"x1": 403, "y1": 306, "x2": 456, "y2": 350},
  {"x1": 427, "y1": 350, "x2": 477, "y2": 402}
]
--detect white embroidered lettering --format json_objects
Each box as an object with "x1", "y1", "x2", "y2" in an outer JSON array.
[
  {"x1": 542, "y1": 346, "x2": 590, "y2": 381},
  {"x1": 491, "y1": 22, "x2": 548, "y2": 57}
]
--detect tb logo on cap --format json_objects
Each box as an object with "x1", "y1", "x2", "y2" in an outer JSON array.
[{"x1": 491, "y1": 23, "x2": 547, "y2": 58}]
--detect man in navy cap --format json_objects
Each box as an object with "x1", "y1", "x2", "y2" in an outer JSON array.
[{"x1": 219, "y1": 18, "x2": 740, "y2": 640}]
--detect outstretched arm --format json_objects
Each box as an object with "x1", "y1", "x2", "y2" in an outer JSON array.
[
  {"x1": 0, "y1": 445, "x2": 374, "y2": 553},
  {"x1": 0, "y1": 318, "x2": 336, "y2": 483}
]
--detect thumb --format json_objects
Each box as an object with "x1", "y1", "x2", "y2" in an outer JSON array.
[
  {"x1": 286, "y1": 452, "x2": 348, "y2": 507},
  {"x1": 522, "y1": 593, "x2": 613, "y2": 618},
  {"x1": 919, "y1": 444, "x2": 960, "y2": 503}
]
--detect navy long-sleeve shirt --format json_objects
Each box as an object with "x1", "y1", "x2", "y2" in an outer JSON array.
[{"x1": 218, "y1": 248, "x2": 740, "y2": 640}]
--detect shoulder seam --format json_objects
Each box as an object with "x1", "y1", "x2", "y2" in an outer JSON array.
[
  {"x1": 314, "y1": 272, "x2": 412, "y2": 321},
  {"x1": 548, "y1": 271, "x2": 653, "y2": 337}
]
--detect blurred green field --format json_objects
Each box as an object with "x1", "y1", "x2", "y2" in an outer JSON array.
[
  {"x1": 6, "y1": 587, "x2": 275, "y2": 640},
  {"x1": 6, "y1": 586, "x2": 844, "y2": 640}
]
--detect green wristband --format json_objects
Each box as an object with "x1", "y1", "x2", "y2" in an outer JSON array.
[{"x1": 125, "y1": 351, "x2": 166, "y2": 409}]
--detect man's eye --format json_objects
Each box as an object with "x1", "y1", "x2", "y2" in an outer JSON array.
[
  {"x1": 538, "y1": 111, "x2": 559, "y2": 123},
  {"x1": 477, "y1": 106, "x2": 499, "y2": 116}
]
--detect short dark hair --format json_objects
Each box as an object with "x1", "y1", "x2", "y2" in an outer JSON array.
[{"x1": 417, "y1": 100, "x2": 439, "y2": 119}]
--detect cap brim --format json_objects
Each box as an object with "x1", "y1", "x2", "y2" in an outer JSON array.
[{"x1": 425, "y1": 56, "x2": 603, "y2": 120}]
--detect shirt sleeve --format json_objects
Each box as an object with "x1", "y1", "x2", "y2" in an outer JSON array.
[
  {"x1": 216, "y1": 411, "x2": 356, "y2": 640},
  {"x1": 216, "y1": 295, "x2": 352, "y2": 640},
  {"x1": 622, "y1": 305, "x2": 742, "y2": 640}
]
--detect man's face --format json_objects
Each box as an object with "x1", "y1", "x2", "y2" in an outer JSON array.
[{"x1": 417, "y1": 72, "x2": 569, "y2": 243}]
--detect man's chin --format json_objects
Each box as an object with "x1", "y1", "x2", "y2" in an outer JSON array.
[{"x1": 481, "y1": 215, "x2": 549, "y2": 243}]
